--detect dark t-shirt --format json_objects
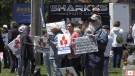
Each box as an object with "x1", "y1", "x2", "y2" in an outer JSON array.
[{"x1": 20, "y1": 33, "x2": 34, "y2": 60}]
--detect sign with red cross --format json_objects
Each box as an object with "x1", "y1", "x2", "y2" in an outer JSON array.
[{"x1": 58, "y1": 34, "x2": 70, "y2": 55}]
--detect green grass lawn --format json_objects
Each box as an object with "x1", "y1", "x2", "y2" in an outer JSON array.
[{"x1": 0, "y1": 61, "x2": 123, "y2": 76}]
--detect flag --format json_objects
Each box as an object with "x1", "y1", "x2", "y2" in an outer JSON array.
[{"x1": 40, "y1": 8, "x2": 45, "y2": 27}]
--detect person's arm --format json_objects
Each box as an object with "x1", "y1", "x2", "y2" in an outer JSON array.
[
  {"x1": 104, "y1": 36, "x2": 113, "y2": 57},
  {"x1": 48, "y1": 35, "x2": 57, "y2": 46},
  {"x1": 70, "y1": 32, "x2": 80, "y2": 46},
  {"x1": 23, "y1": 35, "x2": 34, "y2": 46}
]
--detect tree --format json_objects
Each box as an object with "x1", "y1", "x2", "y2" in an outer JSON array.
[{"x1": 0, "y1": 0, "x2": 29, "y2": 26}]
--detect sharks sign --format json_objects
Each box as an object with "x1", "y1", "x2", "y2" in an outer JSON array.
[{"x1": 48, "y1": 3, "x2": 109, "y2": 17}]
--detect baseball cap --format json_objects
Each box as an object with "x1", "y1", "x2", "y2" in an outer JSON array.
[
  {"x1": 3, "y1": 25, "x2": 8, "y2": 29},
  {"x1": 90, "y1": 14, "x2": 99, "y2": 20}
]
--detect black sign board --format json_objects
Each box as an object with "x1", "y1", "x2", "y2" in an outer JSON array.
[
  {"x1": 48, "y1": 3, "x2": 110, "y2": 25},
  {"x1": 49, "y1": 3, "x2": 109, "y2": 17}
]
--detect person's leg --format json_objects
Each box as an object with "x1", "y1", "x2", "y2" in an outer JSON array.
[
  {"x1": 3, "y1": 49, "x2": 8, "y2": 68},
  {"x1": 84, "y1": 67, "x2": 91, "y2": 76},
  {"x1": 90, "y1": 68, "x2": 103, "y2": 76},
  {"x1": 103, "y1": 58, "x2": 109, "y2": 76},
  {"x1": 43, "y1": 53, "x2": 52, "y2": 76},
  {"x1": 30, "y1": 59, "x2": 36, "y2": 75},
  {"x1": 26, "y1": 60, "x2": 30, "y2": 76},
  {"x1": 9, "y1": 50, "x2": 16, "y2": 73},
  {"x1": 17, "y1": 57, "x2": 23, "y2": 76},
  {"x1": 51, "y1": 57, "x2": 62, "y2": 76},
  {"x1": 112, "y1": 47, "x2": 117, "y2": 68},
  {"x1": 7, "y1": 49, "x2": 11, "y2": 67},
  {"x1": 70, "y1": 58, "x2": 81, "y2": 76},
  {"x1": 116, "y1": 47, "x2": 123, "y2": 68},
  {"x1": 23, "y1": 58, "x2": 28, "y2": 76},
  {"x1": 15, "y1": 56, "x2": 18, "y2": 72}
]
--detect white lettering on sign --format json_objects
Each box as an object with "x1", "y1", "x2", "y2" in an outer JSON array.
[{"x1": 50, "y1": 4, "x2": 108, "y2": 12}]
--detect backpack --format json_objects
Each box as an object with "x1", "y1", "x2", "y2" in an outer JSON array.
[{"x1": 94, "y1": 28, "x2": 108, "y2": 52}]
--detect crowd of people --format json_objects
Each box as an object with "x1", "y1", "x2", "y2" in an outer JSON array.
[{"x1": 0, "y1": 13, "x2": 134, "y2": 76}]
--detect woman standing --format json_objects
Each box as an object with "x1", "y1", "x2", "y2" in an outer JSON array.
[{"x1": 19, "y1": 25, "x2": 36, "y2": 76}]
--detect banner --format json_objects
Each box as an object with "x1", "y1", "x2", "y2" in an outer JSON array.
[
  {"x1": 59, "y1": 67, "x2": 78, "y2": 76},
  {"x1": 12, "y1": 4, "x2": 44, "y2": 23},
  {"x1": 49, "y1": 3, "x2": 109, "y2": 17},
  {"x1": 34, "y1": 36, "x2": 50, "y2": 53},
  {"x1": 58, "y1": 34, "x2": 70, "y2": 55},
  {"x1": 73, "y1": 36, "x2": 98, "y2": 54},
  {"x1": 8, "y1": 35, "x2": 20, "y2": 58},
  {"x1": 46, "y1": 21, "x2": 66, "y2": 33}
]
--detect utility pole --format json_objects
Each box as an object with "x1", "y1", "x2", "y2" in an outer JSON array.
[{"x1": 31, "y1": 0, "x2": 42, "y2": 65}]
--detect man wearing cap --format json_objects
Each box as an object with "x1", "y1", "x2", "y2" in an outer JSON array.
[
  {"x1": 83, "y1": 14, "x2": 107, "y2": 76},
  {"x1": 2, "y1": 25, "x2": 10, "y2": 68}
]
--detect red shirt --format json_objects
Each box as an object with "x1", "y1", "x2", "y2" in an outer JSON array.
[{"x1": 67, "y1": 31, "x2": 80, "y2": 58}]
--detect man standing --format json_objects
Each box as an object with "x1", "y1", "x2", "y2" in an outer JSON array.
[
  {"x1": 8, "y1": 21, "x2": 19, "y2": 73},
  {"x1": 110, "y1": 21, "x2": 124, "y2": 68},
  {"x1": 2, "y1": 25, "x2": 10, "y2": 68},
  {"x1": 83, "y1": 14, "x2": 108, "y2": 76}
]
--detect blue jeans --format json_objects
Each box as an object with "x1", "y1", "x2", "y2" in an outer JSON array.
[
  {"x1": 112, "y1": 47, "x2": 123, "y2": 68},
  {"x1": 103, "y1": 57, "x2": 109, "y2": 76},
  {"x1": 17, "y1": 57, "x2": 30, "y2": 76},
  {"x1": 43, "y1": 53, "x2": 52, "y2": 76},
  {"x1": 50, "y1": 56, "x2": 62, "y2": 76}
]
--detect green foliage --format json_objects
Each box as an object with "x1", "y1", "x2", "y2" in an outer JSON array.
[{"x1": 0, "y1": 0, "x2": 14, "y2": 26}]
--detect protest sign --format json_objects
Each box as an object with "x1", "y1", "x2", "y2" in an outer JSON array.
[
  {"x1": 61, "y1": 29, "x2": 70, "y2": 34},
  {"x1": 58, "y1": 34, "x2": 70, "y2": 55},
  {"x1": 59, "y1": 67, "x2": 78, "y2": 76},
  {"x1": 46, "y1": 21, "x2": 66, "y2": 33},
  {"x1": 73, "y1": 36, "x2": 98, "y2": 54},
  {"x1": 2, "y1": 33, "x2": 8, "y2": 45},
  {"x1": 8, "y1": 35, "x2": 20, "y2": 58},
  {"x1": 0, "y1": 52, "x2": 3, "y2": 61},
  {"x1": 34, "y1": 36, "x2": 50, "y2": 53}
]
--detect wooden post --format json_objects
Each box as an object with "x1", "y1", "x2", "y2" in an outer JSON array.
[{"x1": 31, "y1": 0, "x2": 42, "y2": 65}]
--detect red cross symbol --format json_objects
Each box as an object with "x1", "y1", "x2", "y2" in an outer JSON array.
[
  {"x1": 38, "y1": 38, "x2": 46, "y2": 47},
  {"x1": 65, "y1": 69, "x2": 74, "y2": 76},
  {"x1": 60, "y1": 35, "x2": 68, "y2": 46},
  {"x1": 14, "y1": 40, "x2": 20, "y2": 49}
]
